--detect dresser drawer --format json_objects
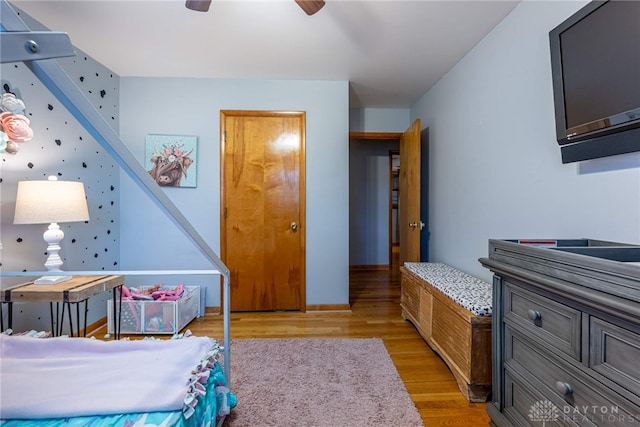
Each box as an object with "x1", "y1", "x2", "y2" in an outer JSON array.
[
  {"x1": 590, "y1": 316, "x2": 640, "y2": 396},
  {"x1": 506, "y1": 327, "x2": 640, "y2": 425},
  {"x1": 504, "y1": 369, "x2": 586, "y2": 427},
  {"x1": 504, "y1": 281, "x2": 581, "y2": 360}
]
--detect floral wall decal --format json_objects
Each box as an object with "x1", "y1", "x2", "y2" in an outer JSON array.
[{"x1": 0, "y1": 91, "x2": 34, "y2": 155}]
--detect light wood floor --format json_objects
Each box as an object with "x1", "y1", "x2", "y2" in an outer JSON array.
[{"x1": 175, "y1": 262, "x2": 491, "y2": 426}]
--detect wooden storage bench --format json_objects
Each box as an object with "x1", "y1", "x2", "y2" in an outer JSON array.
[{"x1": 400, "y1": 262, "x2": 492, "y2": 402}]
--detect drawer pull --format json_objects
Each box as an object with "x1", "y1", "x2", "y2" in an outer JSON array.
[
  {"x1": 527, "y1": 309, "x2": 542, "y2": 322},
  {"x1": 555, "y1": 381, "x2": 573, "y2": 396}
]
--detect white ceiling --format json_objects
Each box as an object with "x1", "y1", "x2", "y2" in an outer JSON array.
[{"x1": 10, "y1": 0, "x2": 520, "y2": 108}]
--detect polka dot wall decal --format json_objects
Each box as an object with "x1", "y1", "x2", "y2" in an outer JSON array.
[
  {"x1": 27, "y1": 162, "x2": 33, "y2": 168},
  {"x1": 48, "y1": 104, "x2": 53, "y2": 110},
  {"x1": 82, "y1": 162, "x2": 87, "y2": 168},
  {"x1": 55, "y1": 139, "x2": 61, "y2": 146},
  {"x1": 16, "y1": 238, "x2": 22, "y2": 242},
  {"x1": 100, "y1": 90, "x2": 106, "y2": 98},
  {"x1": 72, "y1": 239, "x2": 76, "y2": 243}
]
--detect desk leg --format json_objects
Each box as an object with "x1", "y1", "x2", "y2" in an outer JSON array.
[
  {"x1": 76, "y1": 303, "x2": 81, "y2": 337},
  {"x1": 1, "y1": 303, "x2": 4, "y2": 332},
  {"x1": 59, "y1": 302, "x2": 65, "y2": 336},
  {"x1": 67, "y1": 302, "x2": 74, "y2": 336},
  {"x1": 82, "y1": 301, "x2": 89, "y2": 337}
]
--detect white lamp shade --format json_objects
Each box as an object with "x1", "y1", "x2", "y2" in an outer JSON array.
[{"x1": 14, "y1": 179, "x2": 90, "y2": 225}]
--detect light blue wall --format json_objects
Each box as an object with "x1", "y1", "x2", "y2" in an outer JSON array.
[
  {"x1": 0, "y1": 14, "x2": 121, "y2": 332},
  {"x1": 118, "y1": 77, "x2": 350, "y2": 307},
  {"x1": 411, "y1": 0, "x2": 640, "y2": 282},
  {"x1": 350, "y1": 108, "x2": 410, "y2": 133}
]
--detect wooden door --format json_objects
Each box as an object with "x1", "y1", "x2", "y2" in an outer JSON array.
[
  {"x1": 399, "y1": 119, "x2": 422, "y2": 264},
  {"x1": 220, "y1": 110, "x2": 306, "y2": 311}
]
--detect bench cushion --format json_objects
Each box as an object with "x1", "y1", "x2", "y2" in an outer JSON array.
[{"x1": 404, "y1": 262, "x2": 492, "y2": 316}]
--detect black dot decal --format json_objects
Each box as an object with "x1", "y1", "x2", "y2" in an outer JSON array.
[
  {"x1": 110, "y1": 186, "x2": 115, "y2": 191},
  {"x1": 100, "y1": 90, "x2": 106, "y2": 98},
  {"x1": 72, "y1": 239, "x2": 76, "y2": 243},
  {"x1": 55, "y1": 139, "x2": 62, "y2": 146},
  {"x1": 79, "y1": 76, "x2": 84, "y2": 82},
  {"x1": 82, "y1": 162, "x2": 87, "y2": 168},
  {"x1": 16, "y1": 238, "x2": 23, "y2": 243},
  {"x1": 27, "y1": 162, "x2": 33, "y2": 168},
  {"x1": 48, "y1": 104, "x2": 53, "y2": 110}
]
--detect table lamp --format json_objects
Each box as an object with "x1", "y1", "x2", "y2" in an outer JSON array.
[{"x1": 13, "y1": 176, "x2": 90, "y2": 285}]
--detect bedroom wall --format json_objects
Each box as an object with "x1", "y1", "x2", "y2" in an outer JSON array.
[
  {"x1": 0, "y1": 13, "x2": 121, "y2": 332},
  {"x1": 117, "y1": 77, "x2": 350, "y2": 308},
  {"x1": 349, "y1": 108, "x2": 410, "y2": 133},
  {"x1": 411, "y1": 0, "x2": 640, "y2": 282}
]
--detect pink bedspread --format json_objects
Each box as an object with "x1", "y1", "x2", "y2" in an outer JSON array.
[{"x1": 0, "y1": 334, "x2": 217, "y2": 420}]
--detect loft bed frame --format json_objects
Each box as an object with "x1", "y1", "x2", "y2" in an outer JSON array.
[{"x1": 0, "y1": 0, "x2": 232, "y2": 383}]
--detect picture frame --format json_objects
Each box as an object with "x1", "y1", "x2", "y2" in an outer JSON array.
[{"x1": 145, "y1": 134, "x2": 198, "y2": 188}]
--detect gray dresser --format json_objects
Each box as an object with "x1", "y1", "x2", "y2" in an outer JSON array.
[{"x1": 480, "y1": 239, "x2": 640, "y2": 426}]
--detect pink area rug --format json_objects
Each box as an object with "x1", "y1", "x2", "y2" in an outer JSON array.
[{"x1": 223, "y1": 338, "x2": 423, "y2": 427}]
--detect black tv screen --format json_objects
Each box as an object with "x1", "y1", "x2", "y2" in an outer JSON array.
[{"x1": 549, "y1": 0, "x2": 640, "y2": 163}]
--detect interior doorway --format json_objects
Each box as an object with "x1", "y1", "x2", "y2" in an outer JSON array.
[{"x1": 348, "y1": 132, "x2": 400, "y2": 271}]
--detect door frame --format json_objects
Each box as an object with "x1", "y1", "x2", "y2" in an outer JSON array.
[{"x1": 221, "y1": 110, "x2": 307, "y2": 311}]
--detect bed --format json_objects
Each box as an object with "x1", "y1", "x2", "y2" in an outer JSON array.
[
  {"x1": 1, "y1": 4, "x2": 236, "y2": 425},
  {"x1": 0, "y1": 332, "x2": 236, "y2": 427}
]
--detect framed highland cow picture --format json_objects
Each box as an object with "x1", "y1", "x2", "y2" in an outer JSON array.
[{"x1": 145, "y1": 134, "x2": 198, "y2": 188}]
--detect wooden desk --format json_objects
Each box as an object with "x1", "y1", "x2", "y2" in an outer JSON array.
[{"x1": 1, "y1": 275, "x2": 124, "y2": 338}]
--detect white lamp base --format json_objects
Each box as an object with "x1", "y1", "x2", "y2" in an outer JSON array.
[{"x1": 34, "y1": 275, "x2": 73, "y2": 285}]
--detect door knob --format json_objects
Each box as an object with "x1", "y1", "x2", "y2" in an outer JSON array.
[
  {"x1": 290, "y1": 222, "x2": 298, "y2": 231},
  {"x1": 409, "y1": 221, "x2": 426, "y2": 230}
]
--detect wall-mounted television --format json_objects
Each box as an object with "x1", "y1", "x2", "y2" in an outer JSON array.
[{"x1": 549, "y1": 0, "x2": 640, "y2": 164}]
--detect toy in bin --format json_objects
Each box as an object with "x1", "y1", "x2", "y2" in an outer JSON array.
[{"x1": 120, "y1": 283, "x2": 186, "y2": 333}]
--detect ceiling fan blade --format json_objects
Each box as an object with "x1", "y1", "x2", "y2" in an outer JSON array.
[
  {"x1": 295, "y1": 0, "x2": 325, "y2": 16},
  {"x1": 185, "y1": 0, "x2": 211, "y2": 12}
]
